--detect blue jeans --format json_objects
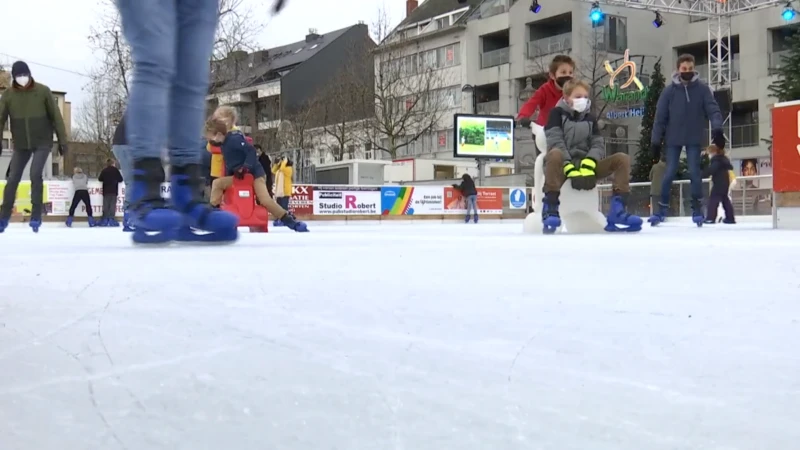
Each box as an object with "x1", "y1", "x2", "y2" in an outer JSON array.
[
  {"x1": 117, "y1": 0, "x2": 219, "y2": 166},
  {"x1": 661, "y1": 145, "x2": 702, "y2": 205},
  {"x1": 465, "y1": 195, "x2": 478, "y2": 216},
  {"x1": 111, "y1": 145, "x2": 132, "y2": 211}
]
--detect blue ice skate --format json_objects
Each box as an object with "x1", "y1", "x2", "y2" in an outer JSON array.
[
  {"x1": 691, "y1": 200, "x2": 704, "y2": 227},
  {"x1": 464, "y1": 214, "x2": 470, "y2": 223},
  {"x1": 648, "y1": 202, "x2": 668, "y2": 226},
  {"x1": 129, "y1": 158, "x2": 182, "y2": 244},
  {"x1": 273, "y1": 219, "x2": 284, "y2": 227},
  {"x1": 473, "y1": 214, "x2": 478, "y2": 224},
  {"x1": 88, "y1": 217, "x2": 97, "y2": 227},
  {"x1": 109, "y1": 219, "x2": 120, "y2": 227},
  {"x1": 66, "y1": 216, "x2": 74, "y2": 227},
  {"x1": 0, "y1": 218, "x2": 7, "y2": 233},
  {"x1": 122, "y1": 212, "x2": 134, "y2": 232},
  {"x1": 29, "y1": 219, "x2": 41, "y2": 233},
  {"x1": 170, "y1": 164, "x2": 239, "y2": 243},
  {"x1": 604, "y1": 195, "x2": 642, "y2": 232},
  {"x1": 541, "y1": 192, "x2": 561, "y2": 234},
  {"x1": 279, "y1": 213, "x2": 308, "y2": 232}
]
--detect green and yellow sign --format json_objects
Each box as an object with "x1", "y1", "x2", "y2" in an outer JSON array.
[{"x1": 601, "y1": 49, "x2": 647, "y2": 105}]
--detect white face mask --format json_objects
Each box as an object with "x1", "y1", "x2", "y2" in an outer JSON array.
[
  {"x1": 15, "y1": 76, "x2": 29, "y2": 86},
  {"x1": 571, "y1": 98, "x2": 589, "y2": 112}
]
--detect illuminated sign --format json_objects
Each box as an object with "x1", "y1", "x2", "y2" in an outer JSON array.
[
  {"x1": 606, "y1": 106, "x2": 645, "y2": 120},
  {"x1": 602, "y1": 49, "x2": 646, "y2": 104}
]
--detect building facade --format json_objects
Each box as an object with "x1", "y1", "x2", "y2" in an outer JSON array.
[{"x1": 0, "y1": 70, "x2": 72, "y2": 180}]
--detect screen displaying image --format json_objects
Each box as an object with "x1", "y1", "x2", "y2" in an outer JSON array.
[{"x1": 454, "y1": 114, "x2": 515, "y2": 159}]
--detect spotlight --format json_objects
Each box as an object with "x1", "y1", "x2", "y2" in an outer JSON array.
[
  {"x1": 530, "y1": 0, "x2": 541, "y2": 13},
  {"x1": 653, "y1": 11, "x2": 664, "y2": 27},
  {"x1": 782, "y1": 3, "x2": 796, "y2": 20},
  {"x1": 590, "y1": 2, "x2": 604, "y2": 23}
]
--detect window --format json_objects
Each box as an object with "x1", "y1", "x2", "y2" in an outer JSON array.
[
  {"x1": 52, "y1": 162, "x2": 59, "y2": 177},
  {"x1": 1, "y1": 139, "x2": 9, "y2": 150},
  {"x1": 436, "y1": 17, "x2": 448, "y2": 29},
  {"x1": 593, "y1": 15, "x2": 627, "y2": 53},
  {"x1": 385, "y1": 43, "x2": 461, "y2": 79},
  {"x1": 438, "y1": 131, "x2": 448, "y2": 148},
  {"x1": 346, "y1": 144, "x2": 356, "y2": 159},
  {"x1": 364, "y1": 142, "x2": 373, "y2": 160}
]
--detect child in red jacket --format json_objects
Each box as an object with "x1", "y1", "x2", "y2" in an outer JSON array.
[{"x1": 517, "y1": 55, "x2": 575, "y2": 126}]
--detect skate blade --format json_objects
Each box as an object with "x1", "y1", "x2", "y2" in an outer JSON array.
[
  {"x1": 175, "y1": 228, "x2": 239, "y2": 245},
  {"x1": 132, "y1": 229, "x2": 178, "y2": 245}
]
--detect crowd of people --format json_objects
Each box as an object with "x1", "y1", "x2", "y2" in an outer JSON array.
[{"x1": 516, "y1": 52, "x2": 734, "y2": 233}]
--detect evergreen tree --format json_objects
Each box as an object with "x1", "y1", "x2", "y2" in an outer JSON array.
[
  {"x1": 632, "y1": 59, "x2": 666, "y2": 182},
  {"x1": 768, "y1": 30, "x2": 800, "y2": 102}
]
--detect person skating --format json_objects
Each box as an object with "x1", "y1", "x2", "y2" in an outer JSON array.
[
  {"x1": 271, "y1": 155, "x2": 294, "y2": 226},
  {"x1": 453, "y1": 174, "x2": 478, "y2": 223},
  {"x1": 0, "y1": 61, "x2": 68, "y2": 232},
  {"x1": 649, "y1": 154, "x2": 667, "y2": 216},
  {"x1": 205, "y1": 115, "x2": 308, "y2": 232},
  {"x1": 255, "y1": 145, "x2": 275, "y2": 198},
  {"x1": 111, "y1": 115, "x2": 135, "y2": 231},
  {"x1": 702, "y1": 145, "x2": 736, "y2": 224},
  {"x1": 649, "y1": 54, "x2": 725, "y2": 227},
  {"x1": 116, "y1": 0, "x2": 239, "y2": 244},
  {"x1": 66, "y1": 167, "x2": 96, "y2": 227},
  {"x1": 98, "y1": 158, "x2": 124, "y2": 226},
  {"x1": 542, "y1": 79, "x2": 642, "y2": 233}
]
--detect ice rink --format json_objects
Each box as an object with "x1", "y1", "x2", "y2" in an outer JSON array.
[{"x1": 1, "y1": 220, "x2": 799, "y2": 450}]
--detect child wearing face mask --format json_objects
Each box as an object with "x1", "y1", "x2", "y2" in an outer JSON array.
[
  {"x1": 516, "y1": 55, "x2": 575, "y2": 128},
  {"x1": 540, "y1": 79, "x2": 642, "y2": 233}
]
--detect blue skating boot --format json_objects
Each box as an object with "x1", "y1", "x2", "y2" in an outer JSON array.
[
  {"x1": 109, "y1": 219, "x2": 120, "y2": 227},
  {"x1": 129, "y1": 158, "x2": 182, "y2": 244},
  {"x1": 541, "y1": 192, "x2": 561, "y2": 234},
  {"x1": 0, "y1": 218, "x2": 7, "y2": 233},
  {"x1": 171, "y1": 164, "x2": 239, "y2": 243},
  {"x1": 473, "y1": 214, "x2": 478, "y2": 224},
  {"x1": 122, "y1": 212, "x2": 133, "y2": 232},
  {"x1": 648, "y1": 202, "x2": 668, "y2": 226},
  {"x1": 279, "y1": 213, "x2": 308, "y2": 232},
  {"x1": 605, "y1": 194, "x2": 642, "y2": 232},
  {"x1": 464, "y1": 214, "x2": 470, "y2": 223},
  {"x1": 66, "y1": 216, "x2": 74, "y2": 227},
  {"x1": 88, "y1": 217, "x2": 97, "y2": 227},
  {"x1": 691, "y1": 199, "x2": 704, "y2": 227},
  {"x1": 273, "y1": 219, "x2": 284, "y2": 227},
  {"x1": 29, "y1": 219, "x2": 41, "y2": 233}
]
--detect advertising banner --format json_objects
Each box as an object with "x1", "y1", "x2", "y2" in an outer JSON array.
[
  {"x1": 313, "y1": 186, "x2": 380, "y2": 215},
  {"x1": 380, "y1": 186, "x2": 444, "y2": 215},
  {"x1": 290, "y1": 185, "x2": 314, "y2": 215},
  {"x1": 443, "y1": 187, "x2": 504, "y2": 214},
  {"x1": 508, "y1": 188, "x2": 527, "y2": 209}
]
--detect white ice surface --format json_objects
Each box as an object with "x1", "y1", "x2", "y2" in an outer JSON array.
[{"x1": 1, "y1": 220, "x2": 799, "y2": 450}]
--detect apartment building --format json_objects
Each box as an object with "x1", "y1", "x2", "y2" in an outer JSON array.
[
  {"x1": 0, "y1": 70, "x2": 72, "y2": 180},
  {"x1": 206, "y1": 24, "x2": 375, "y2": 158}
]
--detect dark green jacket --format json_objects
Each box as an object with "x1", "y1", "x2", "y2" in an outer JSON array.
[{"x1": 0, "y1": 80, "x2": 68, "y2": 150}]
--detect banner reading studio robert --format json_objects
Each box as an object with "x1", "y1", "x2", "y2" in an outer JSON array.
[{"x1": 313, "y1": 186, "x2": 381, "y2": 215}]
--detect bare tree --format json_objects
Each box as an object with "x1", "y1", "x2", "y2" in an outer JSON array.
[
  {"x1": 274, "y1": 98, "x2": 320, "y2": 153},
  {"x1": 72, "y1": 78, "x2": 117, "y2": 152},
  {"x1": 362, "y1": 7, "x2": 456, "y2": 160},
  {"x1": 214, "y1": 0, "x2": 264, "y2": 61}
]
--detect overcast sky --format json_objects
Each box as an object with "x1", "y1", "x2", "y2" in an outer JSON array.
[{"x1": 0, "y1": 0, "x2": 412, "y2": 115}]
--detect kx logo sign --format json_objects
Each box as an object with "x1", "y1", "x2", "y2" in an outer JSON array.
[{"x1": 293, "y1": 185, "x2": 310, "y2": 195}]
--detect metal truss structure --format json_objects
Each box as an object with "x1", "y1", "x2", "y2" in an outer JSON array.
[{"x1": 575, "y1": 0, "x2": 787, "y2": 143}]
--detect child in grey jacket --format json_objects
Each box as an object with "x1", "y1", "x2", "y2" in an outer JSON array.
[
  {"x1": 541, "y1": 79, "x2": 642, "y2": 233},
  {"x1": 66, "y1": 167, "x2": 95, "y2": 227}
]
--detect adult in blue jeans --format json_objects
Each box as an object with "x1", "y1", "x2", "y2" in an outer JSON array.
[
  {"x1": 117, "y1": 0, "x2": 244, "y2": 244},
  {"x1": 455, "y1": 173, "x2": 479, "y2": 224},
  {"x1": 649, "y1": 53, "x2": 725, "y2": 226}
]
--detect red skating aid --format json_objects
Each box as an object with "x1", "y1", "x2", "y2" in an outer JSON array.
[{"x1": 221, "y1": 173, "x2": 268, "y2": 233}]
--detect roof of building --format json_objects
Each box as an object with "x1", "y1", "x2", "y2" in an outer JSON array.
[
  {"x1": 398, "y1": 0, "x2": 485, "y2": 28},
  {"x1": 212, "y1": 24, "x2": 365, "y2": 92}
]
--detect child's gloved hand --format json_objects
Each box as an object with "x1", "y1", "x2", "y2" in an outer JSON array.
[{"x1": 576, "y1": 158, "x2": 597, "y2": 190}]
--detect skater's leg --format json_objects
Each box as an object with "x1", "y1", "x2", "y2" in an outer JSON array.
[
  {"x1": 659, "y1": 146, "x2": 681, "y2": 207},
  {"x1": 541, "y1": 151, "x2": 565, "y2": 232},
  {"x1": 705, "y1": 193, "x2": 721, "y2": 222},
  {"x1": 1, "y1": 149, "x2": 32, "y2": 220},
  {"x1": 112, "y1": 145, "x2": 132, "y2": 212},
  {"x1": 80, "y1": 191, "x2": 93, "y2": 218},
  {"x1": 721, "y1": 195, "x2": 736, "y2": 223},
  {"x1": 254, "y1": 177, "x2": 307, "y2": 231},
  {"x1": 68, "y1": 192, "x2": 81, "y2": 217},
  {"x1": 209, "y1": 177, "x2": 233, "y2": 207},
  {"x1": 685, "y1": 145, "x2": 704, "y2": 223},
  {"x1": 28, "y1": 146, "x2": 49, "y2": 222}
]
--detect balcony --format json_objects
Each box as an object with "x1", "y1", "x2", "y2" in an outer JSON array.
[
  {"x1": 258, "y1": 120, "x2": 280, "y2": 130},
  {"x1": 477, "y1": 100, "x2": 500, "y2": 114},
  {"x1": 481, "y1": 47, "x2": 509, "y2": 69},
  {"x1": 702, "y1": 123, "x2": 760, "y2": 149},
  {"x1": 768, "y1": 50, "x2": 791, "y2": 74},
  {"x1": 527, "y1": 33, "x2": 572, "y2": 59}
]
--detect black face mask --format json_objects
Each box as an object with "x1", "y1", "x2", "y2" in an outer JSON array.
[
  {"x1": 555, "y1": 76, "x2": 572, "y2": 87},
  {"x1": 680, "y1": 72, "x2": 694, "y2": 81},
  {"x1": 209, "y1": 140, "x2": 223, "y2": 147}
]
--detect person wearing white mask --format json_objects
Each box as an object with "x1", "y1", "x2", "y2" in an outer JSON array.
[
  {"x1": 540, "y1": 79, "x2": 642, "y2": 233},
  {"x1": 0, "y1": 61, "x2": 69, "y2": 233}
]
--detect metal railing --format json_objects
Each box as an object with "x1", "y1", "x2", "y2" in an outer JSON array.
[
  {"x1": 477, "y1": 100, "x2": 500, "y2": 114},
  {"x1": 527, "y1": 33, "x2": 573, "y2": 59},
  {"x1": 596, "y1": 175, "x2": 773, "y2": 218},
  {"x1": 768, "y1": 50, "x2": 790, "y2": 74},
  {"x1": 481, "y1": 47, "x2": 510, "y2": 68},
  {"x1": 695, "y1": 57, "x2": 741, "y2": 82}
]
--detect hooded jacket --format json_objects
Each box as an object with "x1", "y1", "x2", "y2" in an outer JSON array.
[
  {"x1": 0, "y1": 78, "x2": 68, "y2": 150},
  {"x1": 72, "y1": 172, "x2": 89, "y2": 190},
  {"x1": 544, "y1": 98, "x2": 605, "y2": 164},
  {"x1": 516, "y1": 79, "x2": 562, "y2": 126},
  {"x1": 703, "y1": 153, "x2": 734, "y2": 196},
  {"x1": 220, "y1": 129, "x2": 265, "y2": 178},
  {"x1": 272, "y1": 159, "x2": 293, "y2": 198},
  {"x1": 652, "y1": 71, "x2": 723, "y2": 148}
]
